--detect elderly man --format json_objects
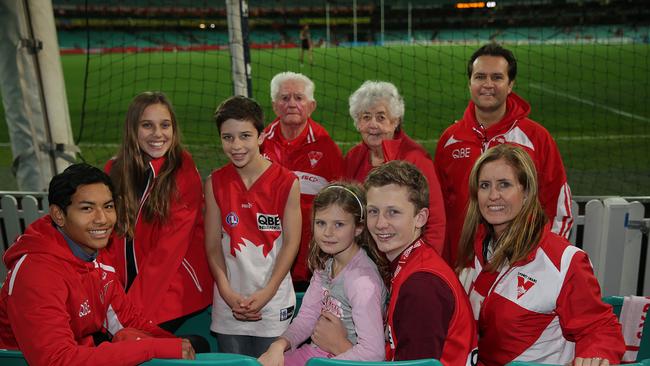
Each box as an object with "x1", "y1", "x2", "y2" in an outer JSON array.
[{"x1": 261, "y1": 72, "x2": 343, "y2": 289}]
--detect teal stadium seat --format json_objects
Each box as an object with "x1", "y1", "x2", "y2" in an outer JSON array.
[
  {"x1": 506, "y1": 296, "x2": 650, "y2": 365},
  {"x1": 140, "y1": 353, "x2": 259, "y2": 365},
  {"x1": 174, "y1": 307, "x2": 218, "y2": 352},
  {"x1": 0, "y1": 350, "x2": 28, "y2": 366},
  {"x1": 602, "y1": 296, "x2": 650, "y2": 361},
  {"x1": 306, "y1": 358, "x2": 442, "y2": 366},
  {"x1": 295, "y1": 291, "x2": 304, "y2": 316}
]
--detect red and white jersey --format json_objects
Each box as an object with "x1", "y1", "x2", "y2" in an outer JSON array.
[
  {"x1": 209, "y1": 162, "x2": 296, "y2": 337},
  {"x1": 435, "y1": 92, "x2": 573, "y2": 265},
  {"x1": 261, "y1": 118, "x2": 343, "y2": 282},
  {"x1": 466, "y1": 225, "x2": 624, "y2": 366}
]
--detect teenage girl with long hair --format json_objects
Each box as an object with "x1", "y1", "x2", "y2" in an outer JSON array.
[{"x1": 105, "y1": 91, "x2": 213, "y2": 339}]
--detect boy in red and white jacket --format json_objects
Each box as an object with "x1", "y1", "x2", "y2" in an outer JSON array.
[{"x1": 0, "y1": 164, "x2": 193, "y2": 366}]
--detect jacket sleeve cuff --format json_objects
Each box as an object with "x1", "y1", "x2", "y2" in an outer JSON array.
[{"x1": 150, "y1": 337, "x2": 184, "y2": 359}]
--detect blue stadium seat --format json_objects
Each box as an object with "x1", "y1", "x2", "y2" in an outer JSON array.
[
  {"x1": 140, "y1": 352, "x2": 259, "y2": 365},
  {"x1": 306, "y1": 358, "x2": 442, "y2": 366},
  {"x1": 0, "y1": 350, "x2": 28, "y2": 366}
]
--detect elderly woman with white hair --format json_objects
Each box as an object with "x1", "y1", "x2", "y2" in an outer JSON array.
[{"x1": 344, "y1": 81, "x2": 446, "y2": 257}]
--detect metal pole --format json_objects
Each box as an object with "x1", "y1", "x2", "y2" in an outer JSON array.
[
  {"x1": 353, "y1": 0, "x2": 357, "y2": 44},
  {"x1": 380, "y1": 0, "x2": 384, "y2": 44},
  {"x1": 226, "y1": 0, "x2": 252, "y2": 97},
  {"x1": 326, "y1": 1, "x2": 330, "y2": 46},
  {"x1": 408, "y1": 2, "x2": 412, "y2": 43}
]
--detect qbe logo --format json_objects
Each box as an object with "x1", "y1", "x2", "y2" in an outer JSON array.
[
  {"x1": 257, "y1": 213, "x2": 281, "y2": 231},
  {"x1": 225, "y1": 212, "x2": 239, "y2": 227}
]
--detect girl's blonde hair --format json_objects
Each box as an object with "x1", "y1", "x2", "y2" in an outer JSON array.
[
  {"x1": 456, "y1": 144, "x2": 547, "y2": 272},
  {"x1": 110, "y1": 91, "x2": 184, "y2": 237},
  {"x1": 308, "y1": 182, "x2": 389, "y2": 283}
]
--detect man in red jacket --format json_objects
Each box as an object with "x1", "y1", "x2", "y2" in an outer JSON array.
[
  {"x1": 435, "y1": 43, "x2": 573, "y2": 266},
  {"x1": 0, "y1": 164, "x2": 194, "y2": 366},
  {"x1": 261, "y1": 71, "x2": 344, "y2": 289}
]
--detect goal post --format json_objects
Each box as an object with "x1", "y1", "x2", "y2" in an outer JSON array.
[{"x1": 0, "y1": 0, "x2": 76, "y2": 191}]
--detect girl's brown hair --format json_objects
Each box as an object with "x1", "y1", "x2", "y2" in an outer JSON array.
[
  {"x1": 456, "y1": 144, "x2": 547, "y2": 272},
  {"x1": 110, "y1": 91, "x2": 184, "y2": 237},
  {"x1": 307, "y1": 182, "x2": 390, "y2": 283}
]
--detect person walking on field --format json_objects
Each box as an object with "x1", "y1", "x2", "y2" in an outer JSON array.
[{"x1": 299, "y1": 25, "x2": 313, "y2": 65}]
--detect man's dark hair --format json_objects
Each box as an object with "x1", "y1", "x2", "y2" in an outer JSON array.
[
  {"x1": 467, "y1": 43, "x2": 517, "y2": 82},
  {"x1": 48, "y1": 163, "x2": 115, "y2": 213},
  {"x1": 214, "y1": 95, "x2": 265, "y2": 134}
]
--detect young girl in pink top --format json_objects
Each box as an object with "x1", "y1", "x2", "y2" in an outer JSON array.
[{"x1": 258, "y1": 182, "x2": 388, "y2": 366}]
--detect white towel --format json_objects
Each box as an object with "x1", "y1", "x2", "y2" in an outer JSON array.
[{"x1": 619, "y1": 295, "x2": 650, "y2": 362}]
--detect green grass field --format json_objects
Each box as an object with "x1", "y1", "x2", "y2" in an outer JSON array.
[{"x1": 1, "y1": 43, "x2": 649, "y2": 195}]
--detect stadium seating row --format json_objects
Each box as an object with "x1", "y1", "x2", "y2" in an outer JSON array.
[{"x1": 56, "y1": 25, "x2": 650, "y2": 50}]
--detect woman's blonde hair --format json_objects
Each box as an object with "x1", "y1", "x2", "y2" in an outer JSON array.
[
  {"x1": 307, "y1": 182, "x2": 390, "y2": 283},
  {"x1": 456, "y1": 144, "x2": 547, "y2": 272},
  {"x1": 110, "y1": 91, "x2": 184, "y2": 237}
]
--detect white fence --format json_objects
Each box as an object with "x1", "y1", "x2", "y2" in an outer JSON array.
[{"x1": 1, "y1": 192, "x2": 649, "y2": 295}]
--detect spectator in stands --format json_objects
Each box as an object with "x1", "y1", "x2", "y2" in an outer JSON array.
[
  {"x1": 0, "y1": 163, "x2": 195, "y2": 366},
  {"x1": 435, "y1": 43, "x2": 573, "y2": 266},
  {"x1": 262, "y1": 72, "x2": 344, "y2": 290},
  {"x1": 299, "y1": 24, "x2": 313, "y2": 65},
  {"x1": 312, "y1": 161, "x2": 477, "y2": 363},
  {"x1": 105, "y1": 92, "x2": 213, "y2": 347},
  {"x1": 457, "y1": 144, "x2": 624, "y2": 366},
  {"x1": 344, "y1": 80, "x2": 446, "y2": 256},
  {"x1": 206, "y1": 96, "x2": 301, "y2": 357}
]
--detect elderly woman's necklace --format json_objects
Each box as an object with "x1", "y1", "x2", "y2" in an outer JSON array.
[{"x1": 370, "y1": 150, "x2": 385, "y2": 167}]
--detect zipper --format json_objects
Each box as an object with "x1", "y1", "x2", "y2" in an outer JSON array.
[
  {"x1": 124, "y1": 163, "x2": 154, "y2": 283},
  {"x1": 480, "y1": 119, "x2": 520, "y2": 153}
]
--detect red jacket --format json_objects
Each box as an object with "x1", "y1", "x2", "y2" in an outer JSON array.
[
  {"x1": 435, "y1": 92, "x2": 573, "y2": 265},
  {"x1": 467, "y1": 225, "x2": 624, "y2": 365},
  {"x1": 386, "y1": 239, "x2": 477, "y2": 365},
  {"x1": 0, "y1": 216, "x2": 182, "y2": 366},
  {"x1": 344, "y1": 130, "x2": 446, "y2": 255},
  {"x1": 261, "y1": 118, "x2": 344, "y2": 282},
  {"x1": 105, "y1": 151, "x2": 213, "y2": 324}
]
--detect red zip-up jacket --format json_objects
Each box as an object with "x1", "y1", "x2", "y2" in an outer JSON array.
[
  {"x1": 105, "y1": 151, "x2": 213, "y2": 324},
  {"x1": 466, "y1": 225, "x2": 624, "y2": 365},
  {"x1": 0, "y1": 216, "x2": 182, "y2": 366},
  {"x1": 344, "y1": 130, "x2": 446, "y2": 255},
  {"x1": 435, "y1": 92, "x2": 573, "y2": 265}
]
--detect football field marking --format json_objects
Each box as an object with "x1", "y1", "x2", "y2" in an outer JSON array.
[{"x1": 530, "y1": 83, "x2": 650, "y2": 123}]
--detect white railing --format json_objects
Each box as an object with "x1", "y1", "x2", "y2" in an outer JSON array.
[{"x1": 1, "y1": 192, "x2": 649, "y2": 294}]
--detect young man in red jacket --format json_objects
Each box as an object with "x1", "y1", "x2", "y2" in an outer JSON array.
[
  {"x1": 435, "y1": 43, "x2": 573, "y2": 266},
  {"x1": 0, "y1": 164, "x2": 194, "y2": 366},
  {"x1": 310, "y1": 161, "x2": 477, "y2": 365}
]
